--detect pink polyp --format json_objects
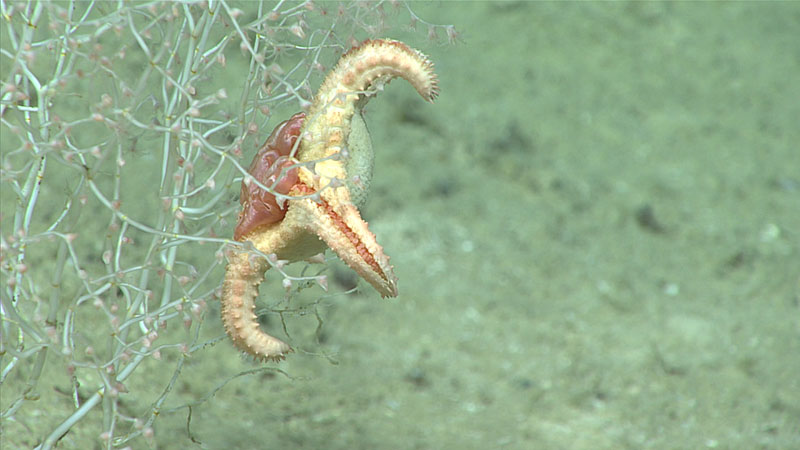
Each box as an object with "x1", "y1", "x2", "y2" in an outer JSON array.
[{"x1": 234, "y1": 112, "x2": 306, "y2": 241}]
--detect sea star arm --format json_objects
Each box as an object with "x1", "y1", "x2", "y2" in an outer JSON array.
[
  {"x1": 221, "y1": 250, "x2": 292, "y2": 359},
  {"x1": 291, "y1": 39, "x2": 438, "y2": 297}
]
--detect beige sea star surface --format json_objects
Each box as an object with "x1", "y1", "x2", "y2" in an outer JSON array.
[{"x1": 221, "y1": 39, "x2": 439, "y2": 361}]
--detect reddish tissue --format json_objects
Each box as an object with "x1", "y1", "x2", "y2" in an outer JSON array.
[{"x1": 234, "y1": 112, "x2": 306, "y2": 240}]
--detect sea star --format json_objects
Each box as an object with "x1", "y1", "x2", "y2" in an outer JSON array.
[{"x1": 221, "y1": 39, "x2": 439, "y2": 361}]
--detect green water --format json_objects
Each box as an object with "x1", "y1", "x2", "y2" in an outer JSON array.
[
  {"x1": 198, "y1": 3, "x2": 799, "y2": 448},
  {"x1": 6, "y1": 3, "x2": 799, "y2": 449}
]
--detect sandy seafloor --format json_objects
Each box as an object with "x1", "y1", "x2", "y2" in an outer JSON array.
[
  {"x1": 186, "y1": 4, "x2": 799, "y2": 449},
  {"x1": 8, "y1": 3, "x2": 799, "y2": 449}
]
